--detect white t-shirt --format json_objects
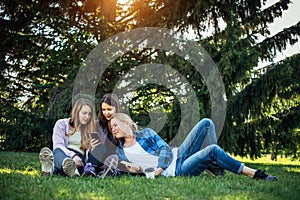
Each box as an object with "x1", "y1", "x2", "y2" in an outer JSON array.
[
  {"x1": 162, "y1": 148, "x2": 178, "y2": 177},
  {"x1": 68, "y1": 131, "x2": 85, "y2": 155},
  {"x1": 124, "y1": 142, "x2": 178, "y2": 176}
]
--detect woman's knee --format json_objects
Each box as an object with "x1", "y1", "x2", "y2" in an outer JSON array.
[
  {"x1": 198, "y1": 118, "x2": 214, "y2": 128},
  {"x1": 53, "y1": 147, "x2": 67, "y2": 158},
  {"x1": 206, "y1": 144, "x2": 219, "y2": 152}
]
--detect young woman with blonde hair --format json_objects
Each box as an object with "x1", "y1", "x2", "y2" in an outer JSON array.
[
  {"x1": 39, "y1": 97, "x2": 97, "y2": 177},
  {"x1": 110, "y1": 113, "x2": 277, "y2": 181}
]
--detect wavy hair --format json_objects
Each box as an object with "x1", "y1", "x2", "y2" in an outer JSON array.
[
  {"x1": 68, "y1": 98, "x2": 96, "y2": 150},
  {"x1": 111, "y1": 113, "x2": 138, "y2": 135}
]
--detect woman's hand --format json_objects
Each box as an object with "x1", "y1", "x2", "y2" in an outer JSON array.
[
  {"x1": 155, "y1": 167, "x2": 163, "y2": 176},
  {"x1": 90, "y1": 138, "x2": 101, "y2": 151},
  {"x1": 121, "y1": 161, "x2": 142, "y2": 173},
  {"x1": 73, "y1": 155, "x2": 84, "y2": 167},
  {"x1": 126, "y1": 163, "x2": 141, "y2": 173}
]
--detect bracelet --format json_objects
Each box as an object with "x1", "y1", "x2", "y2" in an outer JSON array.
[{"x1": 72, "y1": 154, "x2": 77, "y2": 159}]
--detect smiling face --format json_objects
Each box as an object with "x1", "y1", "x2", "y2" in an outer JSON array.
[
  {"x1": 101, "y1": 102, "x2": 116, "y2": 121},
  {"x1": 78, "y1": 105, "x2": 92, "y2": 125},
  {"x1": 110, "y1": 118, "x2": 127, "y2": 139}
]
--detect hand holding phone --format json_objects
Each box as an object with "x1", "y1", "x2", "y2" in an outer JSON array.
[
  {"x1": 90, "y1": 132, "x2": 100, "y2": 140},
  {"x1": 90, "y1": 132, "x2": 101, "y2": 150}
]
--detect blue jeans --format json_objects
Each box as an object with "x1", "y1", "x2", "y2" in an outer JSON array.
[
  {"x1": 53, "y1": 145, "x2": 108, "y2": 175},
  {"x1": 175, "y1": 118, "x2": 244, "y2": 176},
  {"x1": 53, "y1": 148, "x2": 85, "y2": 175}
]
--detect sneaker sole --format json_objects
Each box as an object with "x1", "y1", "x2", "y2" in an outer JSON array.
[
  {"x1": 62, "y1": 158, "x2": 76, "y2": 177},
  {"x1": 39, "y1": 147, "x2": 54, "y2": 176},
  {"x1": 99, "y1": 155, "x2": 118, "y2": 178},
  {"x1": 104, "y1": 155, "x2": 118, "y2": 169}
]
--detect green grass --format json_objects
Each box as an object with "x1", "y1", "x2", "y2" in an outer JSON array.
[{"x1": 0, "y1": 151, "x2": 299, "y2": 200}]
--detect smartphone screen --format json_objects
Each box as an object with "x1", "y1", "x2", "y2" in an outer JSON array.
[{"x1": 90, "y1": 132, "x2": 100, "y2": 140}]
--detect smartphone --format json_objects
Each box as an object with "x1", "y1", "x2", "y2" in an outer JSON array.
[{"x1": 90, "y1": 132, "x2": 100, "y2": 140}]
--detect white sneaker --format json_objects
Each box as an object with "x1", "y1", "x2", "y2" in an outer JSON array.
[
  {"x1": 39, "y1": 147, "x2": 54, "y2": 176},
  {"x1": 62, "y1": 158, "x2": 79, "y2": 177}
]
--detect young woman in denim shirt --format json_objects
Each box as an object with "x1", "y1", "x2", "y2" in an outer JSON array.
[{"x1": 111, "y1": 113, "x2": 277, "y2": 181}]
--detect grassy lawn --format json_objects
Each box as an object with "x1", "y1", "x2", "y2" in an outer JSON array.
[{"x1": 0, "y1": 151, "x2": 299, "y2": 200}]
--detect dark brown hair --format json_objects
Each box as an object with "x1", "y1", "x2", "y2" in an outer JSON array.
[
  {"x1": 98, "y1": 93, "x2": 121, "y2": 146},
  {"x1": 98, "y1": 93, "x2": 121, "y2": 126}
]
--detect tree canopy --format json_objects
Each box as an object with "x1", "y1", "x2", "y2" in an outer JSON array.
[{"x1": 0, "y1": 0, "x2": 299, "y2": 159}]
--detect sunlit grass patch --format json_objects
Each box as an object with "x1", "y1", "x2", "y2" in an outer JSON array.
[
  {"x1": 283, "y1": 166, "x2": 300, "y2": 173},
  {"x1": 232, "y1": 154, "x2": 300, "y2": 166},
  {"x1": 0, "y1": 167, "x2": 39, "y2": 176}
]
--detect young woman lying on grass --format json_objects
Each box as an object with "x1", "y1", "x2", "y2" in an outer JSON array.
[{"x1": 111, "y1": 113, "x2": 277, "y2": 181}]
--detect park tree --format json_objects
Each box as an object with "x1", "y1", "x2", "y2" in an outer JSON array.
[
  {"x1": 0, "y1": 0, "x2": 117, "y2": 150},
  {"x1": 0, "y1": 0, "x2": 299, "y2": 159},
  {"x1": 116, "y1": 0, "x2": 300, "y2": 158}
]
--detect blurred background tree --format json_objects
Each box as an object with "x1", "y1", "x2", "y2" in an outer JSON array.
[{"x1": 0, "y1": 0, "x2": 299, "y2": 159}]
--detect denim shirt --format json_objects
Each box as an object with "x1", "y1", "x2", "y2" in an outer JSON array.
[{"x1": 116, "y1": 128, "x2": 173, "y2": 170}]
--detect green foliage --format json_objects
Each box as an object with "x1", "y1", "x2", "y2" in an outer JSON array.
[
  {"x1": 221, "y1": 54, "x2": 300, "y2": 158},
  {"x1": 0, "y1": 0, "x2": 299, "y2": 159},
  {"x1": 124, "y1": 0, "x2": 300, "y2": 158},
  {"x1": 0, "y1": 106, "x2": 55, "y2": 152}
]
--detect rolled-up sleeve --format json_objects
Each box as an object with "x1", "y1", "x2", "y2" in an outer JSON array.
[
  {"x1": 139, "y1": 128, "x2": 173, "y2": 170},
  {"x1": 52, "y1": 118, "x2": 76, "y2": 158}
]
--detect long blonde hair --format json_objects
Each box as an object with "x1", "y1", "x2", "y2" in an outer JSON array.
[
  {"x1": 111, "y1": 113, "x2": 138, "y2": 136},
  {"x1": 68, "y1": 98, "x2": 96, "y2": 150}
]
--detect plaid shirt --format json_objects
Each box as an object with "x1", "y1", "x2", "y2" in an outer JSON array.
[{"x1": 116, "y1": 128, "x2": 173, "y2": 170}]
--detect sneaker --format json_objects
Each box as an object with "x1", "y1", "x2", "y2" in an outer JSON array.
[
  {"x1": 82, "y1": 163, "x2": 97, "y2": 177},
  {"x1": 39, "y1": 147, "x2": 54, "y2": 176},
  {"x1": 98, "y1": 154, "x2": 120, "y2": 178},
  {"x1": 253, "y1": 170, "x2": 277, "y2": 181},
  {"x1": 205, "y1": 163, "x2": 225, "y2": 176},
  {"x1": 62, "y1": 158, "x2": 79, "y2": 177}
]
